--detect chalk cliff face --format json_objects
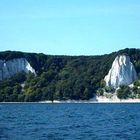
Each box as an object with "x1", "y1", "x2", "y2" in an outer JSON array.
[
  {"x1": 0, "y1": 58, "x2": 35, "y2": 80},
  {"x1": 104, "y1": 55, "x2": 137, "y2": 88}
]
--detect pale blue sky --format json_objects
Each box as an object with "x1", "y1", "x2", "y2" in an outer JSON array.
[{"x1": 0, "y1": 0, "x2": 140, "y2": 55}]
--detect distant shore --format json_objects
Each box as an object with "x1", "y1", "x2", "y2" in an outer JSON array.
[
  {"x1": 40, "y1": 96, "x2": 140, "y2": 103},
  {"x1": 39, "y1": 95, "x2": 140, "y2": 103},
  {"x1": 1, "y1": 96, "x2": 140, "y2": 103}
]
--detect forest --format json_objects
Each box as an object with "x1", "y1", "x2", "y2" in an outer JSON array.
[{"x1": 0, "y1": 48, "x2": 140, "y2": 102}]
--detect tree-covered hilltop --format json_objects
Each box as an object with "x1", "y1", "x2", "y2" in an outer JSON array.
[{"x1": 0, "y1": 48, "x2": 140, "y2": 102}]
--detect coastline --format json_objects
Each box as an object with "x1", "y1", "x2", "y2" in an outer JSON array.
[
  {"x1": 39, "y1": 96, "x2": 140, "y2": 103},
  {"x1": 1, "y1": 96, "x2": 140, "y2": 103},
  {"x1": 0, "y1": 96, "x2": 140, "y2": 104}
]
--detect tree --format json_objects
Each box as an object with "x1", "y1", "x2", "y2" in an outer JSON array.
[
  {"x1": 134, "y1": 79, "x2": 140, "y2": 87},
  {"x1": 1, "y1": 48, "x2": 140, "y2": 102},
  {"x1": 4, "y1": 87, "x2": 13, "y2": 95},
  {"x1": 117, "y1": 85, "x2": 131, "y2": 99},
  {"x1": 100, "y1": 79, "x2": 106, "y2": 88},
  {"x1": 105, "y1": 86, "x2": 115, "y2": 93},
  {"x1": 96, "y1": 88, "x2": 104, "y2": 96},
  {"x1": 13, "y1": 85, "x2": 22, "y2": 95}
]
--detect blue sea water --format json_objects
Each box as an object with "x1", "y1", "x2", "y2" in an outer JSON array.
[{"x1": 0, "y1": 103, "x2": 140, "y2": 140}]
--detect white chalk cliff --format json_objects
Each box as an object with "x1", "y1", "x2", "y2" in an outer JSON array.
[
  {"x1": 0, "y1": 58, "x2": 35, "y2": 80},
  {"x1": 104, "y1": 55, "x2": 137, "y2": 88}
]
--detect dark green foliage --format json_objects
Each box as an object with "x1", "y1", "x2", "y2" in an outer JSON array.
[
  {"x1": 117, "y1": 85, "x2": 131, "y2": 99},
  {"x1": 10, "y1": 72, "x2": 26, "y2": 83},
  {"x1": 0, "y1": 51, "x2": 24, "y2": 60},
  {"x1": 134, "y1": 76, "x2": 140, "y2": 86},
  {"x1": 131, "y1": 77, "x2": 140, "y2": 98},
  {"x1": 105, "y1": 86, "x2": 115, "y2": 93},
  {"x1": 100, "y1": 79, "x2": 106, "y2": 88},
  {"x1": 96, "y1": 88, "x2": 104, "y2": 96},
  {"x1": 133, "y1": 87, "x2": 140, "y2": 98},
  {"x1": 0, "y1": 79, "x2": 23, "y2": 102},
  {"x1": 117, "y1": 76, "x2": 140, "y2": 99},
  {"x1": 0, "y1": 48, "x2": 140, "y2": 102}
]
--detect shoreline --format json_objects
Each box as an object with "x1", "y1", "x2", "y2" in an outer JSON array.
[{"x1": 1, "y1": 96, "x2": 140, "y2": 103}]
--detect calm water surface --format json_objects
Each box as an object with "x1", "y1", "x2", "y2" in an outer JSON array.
[{"x1": 0, "y1": 103, "x2": 140, "y2": 140}]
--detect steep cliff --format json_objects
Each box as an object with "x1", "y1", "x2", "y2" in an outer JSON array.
[
  {"x1": 0, "y1": 58, "x2": 35, "y2": 80},
  {"x1": 104, "y1": 55, "x2": 137, "y2": 88}
]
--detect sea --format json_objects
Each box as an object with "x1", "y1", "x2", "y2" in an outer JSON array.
[{"x1": 0, "y1": 103, "x2": 140, "y2": 140}]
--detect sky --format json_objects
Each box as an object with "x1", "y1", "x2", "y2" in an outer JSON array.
[{"x1": 0, "y1": 0, "x2": 140, "y2": 55}]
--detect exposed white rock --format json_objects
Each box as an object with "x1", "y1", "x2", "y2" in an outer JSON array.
[
  {"x1": 104, "y1": 55, "x2": 137, "y2": 88},
  {"x1": 0, "y1": 58, "x2": 35, "y2": 80}
]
